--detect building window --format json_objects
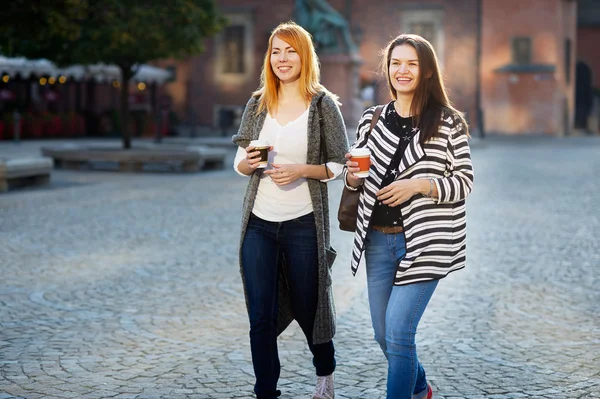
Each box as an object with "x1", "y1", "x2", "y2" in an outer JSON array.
[
  {"x1": 409, "y1": 22, "x2": 436, "y2": 46},
  {"x1": 512, "y1": 37, "x2": 532, "y2": 65},
  {"x1": 215, "y1": 12, "x2": 254, "y2": 84},
  {"x1": 223, "y1": 25, "x2": 246, "y2": 74},
  {"x1": 401, "y1": 9, "x2": 445, "y2": 64}
]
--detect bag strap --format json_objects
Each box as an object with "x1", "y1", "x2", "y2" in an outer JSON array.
[
  {"x1": 318, "y1": 100, "x2": 384, "y2": 177},
  {"x1": 367, "y1": 105, "x2": 384, "y2": 138}
]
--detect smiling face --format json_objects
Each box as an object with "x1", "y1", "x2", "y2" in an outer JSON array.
[
  {"x1": 388, "y1": 44, "x2": 421, "y2": 98},
  {"x1": 270, "y1": 36, "x2": 302, "y2": 84}
]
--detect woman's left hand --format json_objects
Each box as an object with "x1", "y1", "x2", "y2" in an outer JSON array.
[
  {"x1": 377, "y1": 179, "x2": 421, "y2": 207},
  {"x1": 264, "y1": 163, "x2": 304, "y2": 186}
]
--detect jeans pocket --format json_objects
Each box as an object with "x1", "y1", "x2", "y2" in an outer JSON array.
[
  {"x1": 393, "y1": 233, "x2": 407, "y2": 263},
  {"x1": 293, "y1": 212, "x2": 315, "y2": 227}
]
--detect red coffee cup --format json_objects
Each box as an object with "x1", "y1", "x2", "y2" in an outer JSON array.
[{"x1": 350, "y1": 148, "x2": 371, "y2": 178}]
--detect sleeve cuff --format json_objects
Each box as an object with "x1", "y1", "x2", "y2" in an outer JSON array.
[
  {"x1": 233, "y1": 147, "x2": 249, "y2": 177},
  {"x1": 320, "y1": 162, "x2": 344, "y2": 182},
  {"x1": 433, "y1": 178, "x2": 443, "y2": 204},
  {"x1": 343, "y1": 168, "x2": 360, "y2": 191}
]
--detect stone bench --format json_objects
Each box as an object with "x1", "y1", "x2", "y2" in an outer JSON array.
[
  {"x1": 41, "y1": 146, "x2": 201, "y2": 173},
  {"x1": 0, "y1": 157, "x2": 53, "y2": 192},
  {"x1": 189, "y1": 146, "x2": 228, "y2": 170},
  {"x1": 135, "y1": 143, "x2": 229, "y2": 170}
]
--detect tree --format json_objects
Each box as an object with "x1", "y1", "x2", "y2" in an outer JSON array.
[{"x1": 0, "y1": 0, "x2": 225, "y2": 149}]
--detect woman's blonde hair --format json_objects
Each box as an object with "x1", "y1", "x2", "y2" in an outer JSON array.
[{"x1": 254, "y1": 21, "x2": 338, "y2": 115}]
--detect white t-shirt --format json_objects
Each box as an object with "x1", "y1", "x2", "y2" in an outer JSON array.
[{"x1": 234, "y1": 108, "x2": 343, "y2": 222}]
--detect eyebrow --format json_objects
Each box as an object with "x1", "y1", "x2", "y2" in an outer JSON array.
[
  {"x1": 272, "y1": 46, "x2": 294, "y2": 51},
  {"x1": 391, "y1": 58, "x2": 419, "y2": 62}
]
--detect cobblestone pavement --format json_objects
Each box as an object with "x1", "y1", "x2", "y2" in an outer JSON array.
[{"x1": 1, "y1": 136, "x2": 599, "y2": 399}]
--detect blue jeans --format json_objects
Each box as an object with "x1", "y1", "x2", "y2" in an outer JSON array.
[
  {"x1": 364, "y1": 229, "x2": 438, "y2": 399},
  {"x1": 242, "y1": 213, "x2": 336, "y2": 399}
]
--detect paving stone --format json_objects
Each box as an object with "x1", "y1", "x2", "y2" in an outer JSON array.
[{"x1": 0, "y1": 137, "x2": 599, "y2": 398}]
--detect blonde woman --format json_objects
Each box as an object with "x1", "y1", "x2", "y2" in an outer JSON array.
[
  {"x1": 232, "y1": 21, "x2": 349, "y2": 399},
  {"x1": 344, "y1": 34, "x2": 474, "y2": 399}
]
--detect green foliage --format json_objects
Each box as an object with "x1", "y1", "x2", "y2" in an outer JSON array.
[
  {"x1": 0, "y1": 1, "x2": 225, "y2": 148},
  {"x1": 0, "y1": 0, "x2": 86, "y2": 56},
  {"x1": 0, "y1": 0, "x2": 226, "y2": 70}
]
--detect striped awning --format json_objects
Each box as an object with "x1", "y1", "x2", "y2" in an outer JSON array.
[{"x1": 0, "y1": 56, "x2": 172, "y2": 83}]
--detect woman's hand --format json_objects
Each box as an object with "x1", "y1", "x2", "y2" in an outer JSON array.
[
  {"x1": 244, "y1": 145, "x2": 273, "y2": 171},
  {"x1": 345, "y1": 152, "x2": 364, "y2": 187},
  {"x1": 377, "y1": 179, "x2": 424, "y2": 207},
  {"x1": 244, "y1": 145, "x2": 261, "y2": 170},
  {"x1": 264, "y1": 163, "x2": 304, "y2": 186}
]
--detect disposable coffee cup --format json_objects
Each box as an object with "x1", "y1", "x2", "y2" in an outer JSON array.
[
  {"x1": 350, "y1": 148, "x2": 371, "y2": 178},
  {"x1": 250, "y1": 139, "x2": 270, "y2": 168}
]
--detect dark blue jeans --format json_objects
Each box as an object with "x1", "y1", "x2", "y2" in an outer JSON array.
[{"x1": 242, "y1": 212, "x2": 336, "y2": 399}]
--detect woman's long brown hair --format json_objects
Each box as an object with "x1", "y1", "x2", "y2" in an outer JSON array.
[{"x1": 381, "y1": 34, "x2": 469, "y2": 143}]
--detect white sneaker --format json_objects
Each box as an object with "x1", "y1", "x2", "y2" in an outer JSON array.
[{"x1": 312, "y1": 373, "x2": 334, "y2": 399}]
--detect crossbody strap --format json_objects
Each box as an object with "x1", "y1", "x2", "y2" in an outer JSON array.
[
  {"x1": 342, "y1": 105, "x2": 384, "y2": 192},
  {"x1": 367, "y1": 105, "x2": 384, "y2": 138},
  {"x1": 319, "y1": 101, "x2": 384, "y2": 177}
]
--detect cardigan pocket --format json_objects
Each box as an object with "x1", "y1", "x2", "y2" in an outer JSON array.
[{"x1": 324, "y1": 246, "x2": 337, "y2": 286}]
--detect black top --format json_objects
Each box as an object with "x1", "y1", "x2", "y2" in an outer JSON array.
[{"x1": 370, "y1": 103, "x2": 418, "y2": 228}]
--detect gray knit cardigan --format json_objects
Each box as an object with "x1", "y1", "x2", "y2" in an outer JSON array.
[{"x1": 231, "y1": 92, "x2": 349, "y2": 344}]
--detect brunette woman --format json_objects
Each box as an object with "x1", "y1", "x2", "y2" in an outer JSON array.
[{"x1": 344, "y1": 34, "x2": 474, "y2": 399}]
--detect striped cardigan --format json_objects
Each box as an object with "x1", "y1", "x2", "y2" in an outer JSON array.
[{"x1": 346, "y1": 103, "x2": 474, "y2": 285}]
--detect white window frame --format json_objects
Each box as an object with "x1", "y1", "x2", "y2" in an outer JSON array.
[
  {"x1": 401, "y1": 9, "x2": 445, "y2": 66},
  {"x1": 214, "y1": 11, "x2": 254, "y2": 85}
]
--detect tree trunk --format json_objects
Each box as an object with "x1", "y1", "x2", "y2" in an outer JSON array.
[
  {"x1": 120, "y1": 66, "x2": 133, "y2": 149},
  {"x1": 150, "y1": 82, "x2": 161, "y2": 143}
]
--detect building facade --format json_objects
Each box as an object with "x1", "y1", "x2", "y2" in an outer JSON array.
[
  {"x1": 481, "y1": 0, "x2": 577, "y2": 135},
  {"x1": 157, "y1": 0, "x2": 481, "y2": 134},
  {"x1": 158, "y1": 0, "x2": 586, "y2": 136},
  {"x1": 575, "y1": 0, "x2": 600, "y2": 132}
]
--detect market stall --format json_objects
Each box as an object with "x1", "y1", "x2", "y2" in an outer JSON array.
[{"x1": 0, "y1": 56, "x2": 172, "y2": 140}]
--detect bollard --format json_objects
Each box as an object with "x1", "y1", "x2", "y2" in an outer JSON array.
[
  {"x1": 13, "y1": 111, "x2": 20, "y2": 143},
  {"x1": 190, "y1": 110, "x2": 197, "y2": 138},
  {"x1": 154, "y1": 112, "x2": 162, "y2": 144}
]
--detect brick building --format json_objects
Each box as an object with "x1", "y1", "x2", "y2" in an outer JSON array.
[
  {"x1": 481, "y1": 0, "x2": 577, "y2": 135},
  {"x1": 575, "y1": 0, "x2": 600, "y2": 132},
  {"x1": 157, "y1": 0, "x2": 591, "y2": 136},
  {"x1": 155, "y1": 0, "x2": 481, "y2": 135}
]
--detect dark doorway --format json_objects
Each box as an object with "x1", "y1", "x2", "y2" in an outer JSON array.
[{"x1": 575, "y1": 61, "x2": 593, "y2": 129}]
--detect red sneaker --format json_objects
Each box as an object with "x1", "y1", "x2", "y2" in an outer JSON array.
[{"x1": 413, "y1": 383, "x2": 433, "y2": 399}]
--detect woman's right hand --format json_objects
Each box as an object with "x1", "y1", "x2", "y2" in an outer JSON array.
[
  {"x1": 245, "y1": 145, "x2": 262, "y2": 170},
  {"x1": 345, "y1": 152, "x2": 364, "y2": 187},
  {"x1": 244, "y1": 145, "x2": 273, "y2": 171}
]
